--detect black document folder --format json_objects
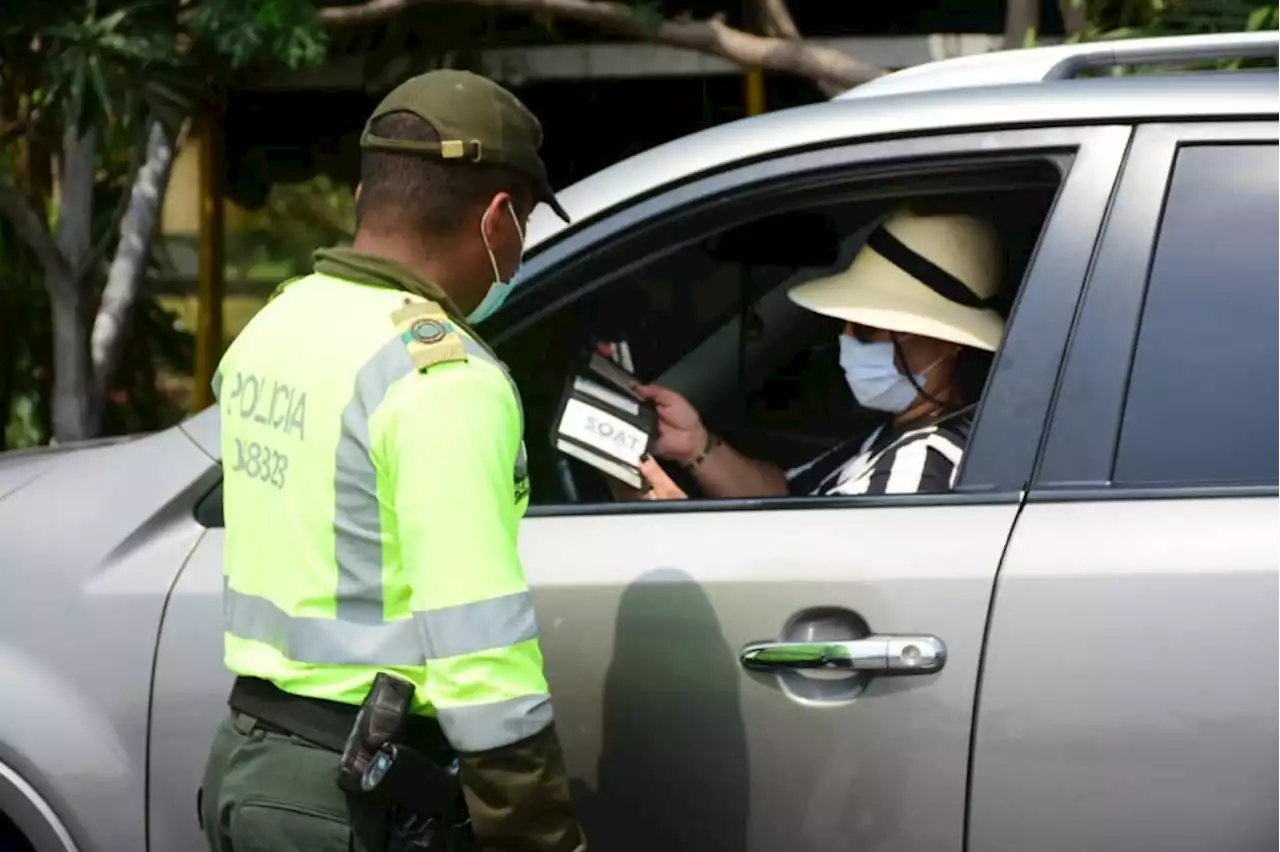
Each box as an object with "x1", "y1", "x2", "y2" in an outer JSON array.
[{"x1": 551, "y1": 351, "x2": 658, "y2": 490}]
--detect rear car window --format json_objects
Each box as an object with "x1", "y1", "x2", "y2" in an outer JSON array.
[{"x1": 1114, "y1": 143, "x2": 1279, "y2": 487}]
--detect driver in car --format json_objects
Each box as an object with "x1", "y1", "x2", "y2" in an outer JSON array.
[{"x1": 636, "y1": 206, "x2": 1006, "y2": 500}]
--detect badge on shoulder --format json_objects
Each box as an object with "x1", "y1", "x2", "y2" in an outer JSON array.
[
  {"x1": 391, "y1": 301, "x2": 467, "y2": 371},
  {"x1": 551, "y1": 344, "x2": 658, "y2": 490}
]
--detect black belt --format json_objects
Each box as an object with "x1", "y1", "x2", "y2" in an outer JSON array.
[{"x1": 229, "y1": 676, "x2": 452, "y2": 758}]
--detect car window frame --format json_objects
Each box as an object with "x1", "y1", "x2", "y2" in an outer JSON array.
[
  {"x1": 482, "y1": 124, "x2": 1134, "y2": 518},
  {"x1": 506, "y1": 159, "x2": 1072, "y2": 507},
  {"x1": 1032, "y1": 120, "x2": 1280, "y2": 500}
]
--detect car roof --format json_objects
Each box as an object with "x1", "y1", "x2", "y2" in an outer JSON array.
[
  {"x1": 834, "y1": 30, "x2": 1279, "y2": 101},
  {"x1": 524, "y1": 70, "x2": 1278, "y2": 254}
]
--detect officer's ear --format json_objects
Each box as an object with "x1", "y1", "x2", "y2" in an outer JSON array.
[{"x1": 481, "y1": 192, "x2": 514, "y2": 241}]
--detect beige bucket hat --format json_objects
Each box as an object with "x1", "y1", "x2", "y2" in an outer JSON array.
[{"x1": 788, "y1": 208, "x2": 1006, "y2": 352}]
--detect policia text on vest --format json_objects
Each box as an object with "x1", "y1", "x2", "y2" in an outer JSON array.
[
  {"x1": 198, "y1": 68, "x2": 585, "y2": 852},
  {"x1": 221, "y1": 371, "x2": 307, "y2": 488}
]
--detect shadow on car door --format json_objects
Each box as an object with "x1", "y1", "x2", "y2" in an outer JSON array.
[{"x1": 521, "y1": 499, "x2": 1013, "y2": 852}]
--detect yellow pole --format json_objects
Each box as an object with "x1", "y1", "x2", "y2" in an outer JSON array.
[
  {"x1": 193, "y1": 108, "x2": 225, "y2": 411},
  {"x1": 745, "y1": 68, "x2": 766, "y2": 116}
]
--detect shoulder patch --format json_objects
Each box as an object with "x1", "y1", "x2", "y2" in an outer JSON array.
[{"x1": 391, "y1": 301, "x2": 467, "y2": 371}]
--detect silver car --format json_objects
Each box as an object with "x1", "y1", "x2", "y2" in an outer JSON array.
[{"x1": 1, "y1": 31, "x2": 1277, "y2": 852}]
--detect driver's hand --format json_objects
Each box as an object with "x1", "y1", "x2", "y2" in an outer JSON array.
[
  {"x1": 633, "y1": 384, "x2": 707, "y2": 466},
  {"x1": 640, "y1": 456, "x2": 688, "y2": 500}
]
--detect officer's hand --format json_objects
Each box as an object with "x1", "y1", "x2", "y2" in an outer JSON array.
[
  {"x1": 640, "y1": 455, "x2": 688, "y2": 500},
  {"x1": 633, "y1": 384, "x2": 707, "y2": 465}
]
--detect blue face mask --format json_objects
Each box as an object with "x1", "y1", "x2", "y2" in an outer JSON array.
[
  {"x1": 467, "y1": 201, "x2": 526, "y2": 325},
  {"x1": 838, "y1": 334, "x2": 941, "y2": 414}
]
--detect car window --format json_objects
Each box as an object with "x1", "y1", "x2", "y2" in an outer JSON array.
[
  {"x1": 1113, "y1": 143, "x2": 1279, "y2": 488},
  {"x1": 497, "y1": 161, "x2": 1066, "y2": 507},
  {"x1": 195, "y1": 479, "x2": 225, "y2": 527}
]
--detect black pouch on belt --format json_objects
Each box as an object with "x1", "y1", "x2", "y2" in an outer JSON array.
[
  {"x1": 337, "y1": 674, "x2": 463, "y2": 814},
  {"x1": 337, "y1": 672, "x2": 416, "y2": 792}
]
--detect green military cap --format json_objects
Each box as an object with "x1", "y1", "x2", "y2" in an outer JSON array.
[{"x1": 361, "y1": 69, "x2": 571, "y2": 224}]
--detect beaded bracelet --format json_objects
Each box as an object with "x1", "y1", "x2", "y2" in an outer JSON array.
[{"x1": 684, "y1": 431, "x2": 720, "y2": 470}]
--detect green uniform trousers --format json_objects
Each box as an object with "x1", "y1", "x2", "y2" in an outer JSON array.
[{"x1": 200, "y1": 711, "x2": 390, "y2": 852}]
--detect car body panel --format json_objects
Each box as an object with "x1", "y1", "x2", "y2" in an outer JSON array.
[
  {"x1": 0, "y1": 437, "x2": 143, "y2": 504},
  {"x1": 833, "y1": 32, "x2": 1279, "y2": 101},
  {"x1": 178, "y1": 412, "x2": 220, "y2": 463},
  {"x1": 0, "y1": 427, "x2": 214, "y2": 852},
  {"x1": 147, "y1": 529, "x2": 228, "y2": 852},
  {"x1": 0, "y1": 759, "x2": 79, "y2": 852},
  {"x1": 969, "y1": 496, "x2": 1279, "y2": 852},
  {"x1": 0, "y1": 454, "x2": 61, "y2": 505}
]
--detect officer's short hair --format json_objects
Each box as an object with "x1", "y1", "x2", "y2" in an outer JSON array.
[{"x1": 356, "y1": 111, "x2": 534, "y2": 237}]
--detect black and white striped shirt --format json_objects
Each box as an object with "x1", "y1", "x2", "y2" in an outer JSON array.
[{"x1": 785, "y1": 407, "x2": 974, "y2": 497}]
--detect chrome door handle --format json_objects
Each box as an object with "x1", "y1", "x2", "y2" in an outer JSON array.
[{"x1": 740, "y1": 635, "x2": 947, "y2": 675}]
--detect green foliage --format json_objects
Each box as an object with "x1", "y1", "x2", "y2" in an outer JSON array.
[
  {"x1": 39, "y1": 2, "x2": 192, "y2": 136},
  {"x1": 1041, "y1": 0, "x2": 1278, "y2": 76},
  {"x1": 98, "y1": 292, "x2": 195, "y2": 437},
  {"x1": 0, "y1": 2, "x2": 334, "y2": 446},
  {"x1": 1246, "y1": 3, "x2": 1280, "y2": 29},
  {"x1": 186, "y1": 0, "x2": 329, "y2": 72},
  {"x1": 25, "y1": 1, "x2": 330, "y2": 139},
  {"x1": 1078, "y1": 0, "x2": 1278, "y2": 40},
  {"x1": 630, "y1": 1, "x2": 668, "y2": 36},
  {"x1": 226, "y1": 175, "x2": 355, "y2": 284},
  {"x1": 0, "y1": 212, "x2": 52, "y2": 450}
]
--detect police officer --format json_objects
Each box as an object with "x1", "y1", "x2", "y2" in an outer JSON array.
[{"x1": 199, "y1": 70, "x2": 586, "y2": 852}]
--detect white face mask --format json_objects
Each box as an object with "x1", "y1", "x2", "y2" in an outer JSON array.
[
  {"x1": 467, "y1": 201, "x2": 526, "y2": 324},
  {"x1": 838, "y1": 334, "x2": 942, "y2": 414}
]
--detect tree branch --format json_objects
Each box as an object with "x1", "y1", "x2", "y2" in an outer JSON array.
[
  {"x1": 320, "y1": 0, "x2": 883, "y2": 90},
  {"x1": 758, "y1": 0, "x2": 800, "y2": 40},
  {"x1": 91, "y1": 119, "x2": 178, "y2": 412},
  {"x1": 0, "y1": 179, "x2": 72, "y2": 289},
  {"x1": 755, "y1": 0, "x2": 841, "y2": 98},
  {"x1": 87, "y1": 143, "x2": 144, "y2": 273},
  {"x1": 49, "y1": 125, "x2": 98, "y2": 443},
  {"x1": 56, "y1": 125, "x2": 96, "y2": 283}
]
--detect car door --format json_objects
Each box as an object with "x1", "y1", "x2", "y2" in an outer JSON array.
[
  {"x1": 969, "y1": 122, "x2": 1279, "y2": 852},
  {"x1": 496, "y1": 125, "x2": 1131, "y2": 852}
]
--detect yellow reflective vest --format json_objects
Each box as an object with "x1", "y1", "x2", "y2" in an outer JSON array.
[{"x1": 214, "y1": 270, "x2": 548, "y2": 754}]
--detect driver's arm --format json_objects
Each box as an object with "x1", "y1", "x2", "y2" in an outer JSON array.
[
  {"x1": 606, "y1": 439, "x2": 789, "y2": 500},
  {"x1": 683, "y1": 436, "x2": 790, "y2": 499}
]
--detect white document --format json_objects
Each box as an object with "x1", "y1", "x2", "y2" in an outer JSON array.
[
  {"x1": 572, "y1": 376, "x2": 640, "y2": 416},
  {"x1": 558, "y1": 398, "x2": 649, "y2": 466},
  {"x1": 556, "y1": 440, "x2": 643, "y2": 489}
]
